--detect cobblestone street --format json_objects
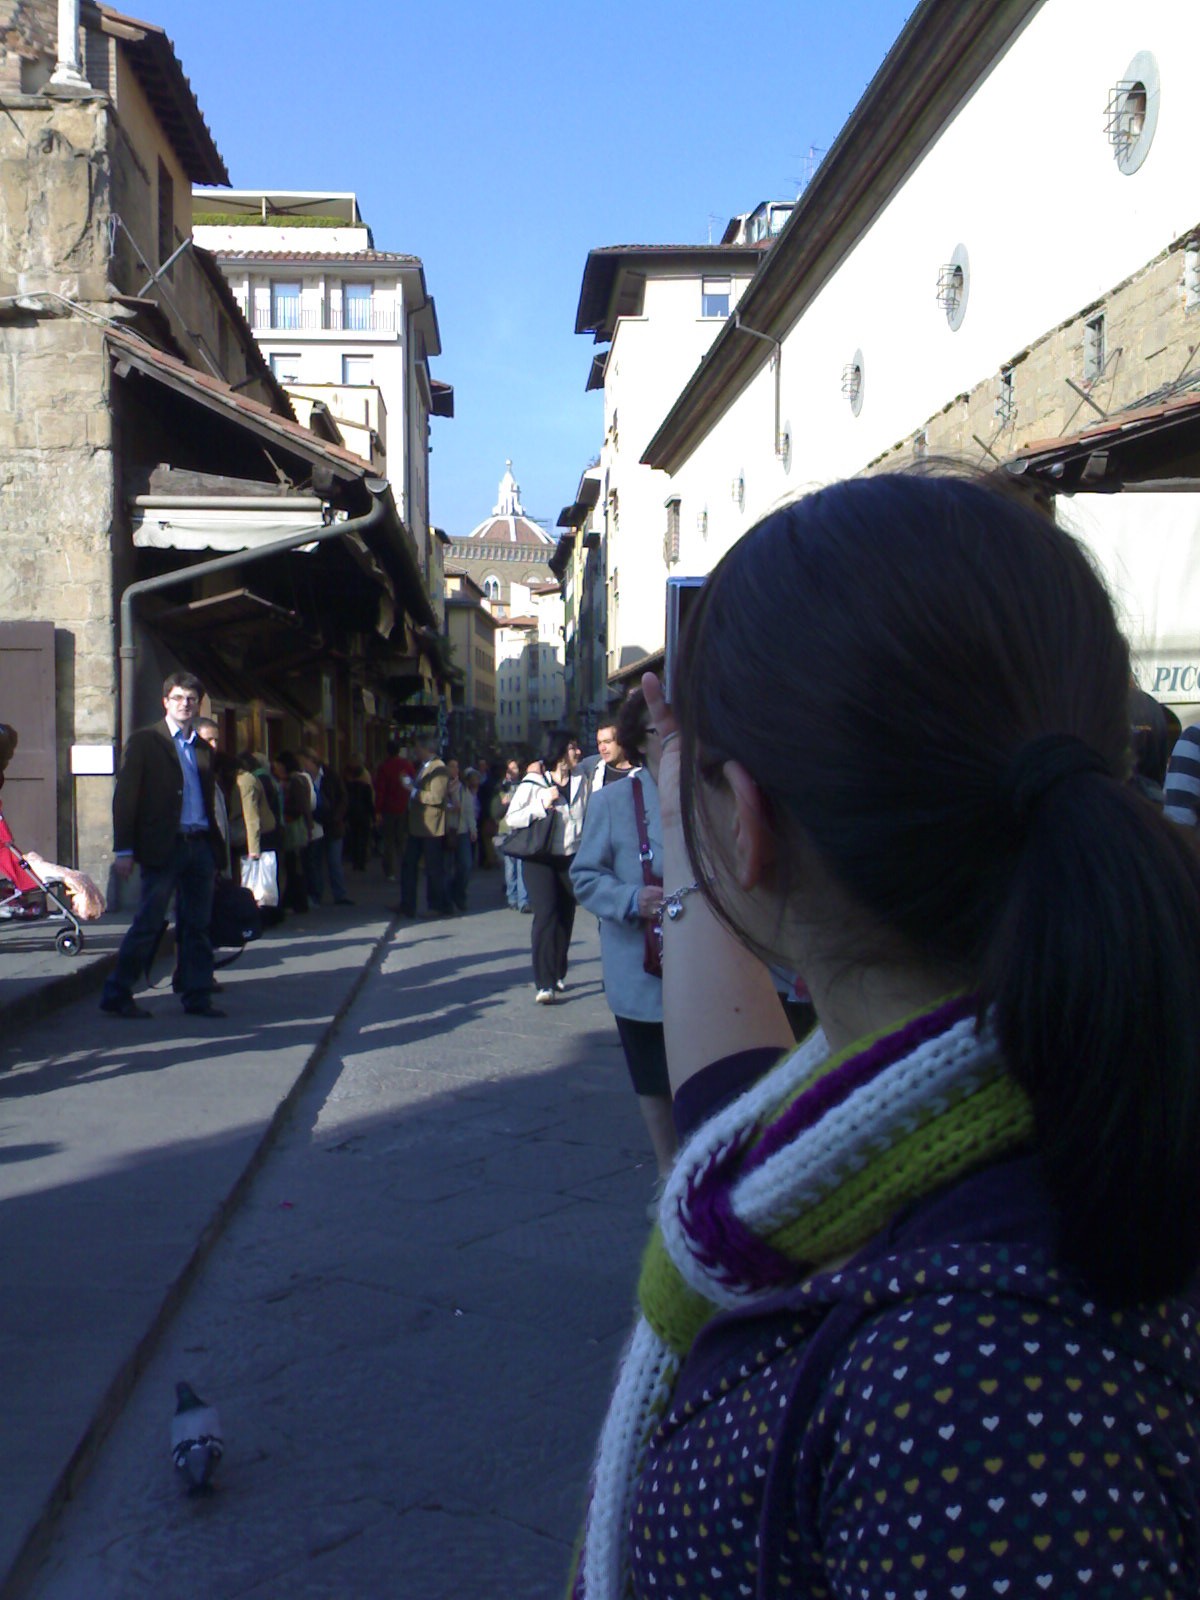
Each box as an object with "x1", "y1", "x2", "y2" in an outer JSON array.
[{"x1": 5, "y1": 886, "x2": 652, "y2": 1599}]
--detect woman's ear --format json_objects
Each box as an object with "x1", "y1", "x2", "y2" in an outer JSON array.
[{"x1": 723, "y1": 760, "x2": 777, "y2": 889}]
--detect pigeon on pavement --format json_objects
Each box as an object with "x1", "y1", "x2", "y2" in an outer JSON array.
[{"x1": 171, "y1": 1381, "x2": 224, "y2": 1496}]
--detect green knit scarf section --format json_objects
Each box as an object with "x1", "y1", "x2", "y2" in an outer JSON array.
[{"x1": 638, "y1": 1021, "x2": 1034, "y2": 1358}]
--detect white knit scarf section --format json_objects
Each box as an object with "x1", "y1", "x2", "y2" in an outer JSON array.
[{"x1": 579, "y1": 1011, "x2": 1001, "y2": 1600}]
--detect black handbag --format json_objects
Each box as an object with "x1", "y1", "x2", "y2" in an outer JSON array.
[
  {"x1": 210, "y1": 876, "x2": 262, "y2": 958},
  {"x1": 498, "y1": 810, "x2": 555, "y2": 860}
]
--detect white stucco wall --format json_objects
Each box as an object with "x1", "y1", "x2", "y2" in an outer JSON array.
[
  {"x1": 601, "y1": 271, "x2": 753, "y2": 664},
  {"x1": 670, "y1": 0, "x2": 1199, "y2": 561},
  {"x1": 192, "y1": 223, "x2": 371, "y2": 254}
]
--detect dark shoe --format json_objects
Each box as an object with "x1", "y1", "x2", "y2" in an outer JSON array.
[
  {"x1": 184, "y1": 1005, "x2": 227, "y2": 1018},
  {"x1": 391, "y1": 906, "x2": 414, "y2": 918},
  {"x1": 520, "y1": 904, "x2": 533, "y2": 914},
  {"x1": 100, "y1": 997, "x2": 151, "y2": 1019}
]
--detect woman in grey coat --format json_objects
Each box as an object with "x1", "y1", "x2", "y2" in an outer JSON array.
[{"x1": 570, "y1": 691, "x2": 677, "y2": 1188}]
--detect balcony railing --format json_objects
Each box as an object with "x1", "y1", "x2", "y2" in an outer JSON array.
[{"x1": 245, "y1": 303, "x2": 395, "y2": 333}]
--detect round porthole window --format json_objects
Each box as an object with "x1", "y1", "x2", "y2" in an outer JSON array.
[
  {"x1": 841, "y1": 350, "x2": 865, "y2": 417},
  {"x1": 936, "y1": 244, "x2": 970, "y2": 331},
  {"x1": 1106, "y1": 51, "x2": 1160, "y2": 176}
]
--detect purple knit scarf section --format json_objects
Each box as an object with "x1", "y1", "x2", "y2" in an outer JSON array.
[
  {"x1": 743, "y1": 993, "x2": 977, "y2": 1176},
  {"x1": 678, "y1": 995, "x2": 978, "y2": 1293}
]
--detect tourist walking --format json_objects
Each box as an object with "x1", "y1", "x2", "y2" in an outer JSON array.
[
  {"x1": 506, "y1": 734, "x2": 588, "y2": 1002},
  {"x1": 570, "y1": 689, "x2": 676, "y2": 1194},
  {"x1": 571, "y1": 470, "x2": 1200, "y2": 1599}
]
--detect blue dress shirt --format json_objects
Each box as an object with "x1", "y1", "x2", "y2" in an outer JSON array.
[{"x1": 171, "y1": 724, "x2": 208, "y2": 831}]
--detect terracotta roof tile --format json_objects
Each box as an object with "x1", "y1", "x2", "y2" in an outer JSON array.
[
  {"x1": 105, "y1": 325, "x2": 374, "y2": 476},
  {"x1": 212, "y1": 250, "x2": 422, "y2": 265}
]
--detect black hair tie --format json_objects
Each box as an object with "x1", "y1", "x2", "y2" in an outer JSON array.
[{"x1": 1002, "y1": 734, "x2": 1111, "y2": 831}]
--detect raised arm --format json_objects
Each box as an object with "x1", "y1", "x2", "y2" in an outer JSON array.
[{"x1": 644, "y1": 673, "x2": 792, "y2": 1094}]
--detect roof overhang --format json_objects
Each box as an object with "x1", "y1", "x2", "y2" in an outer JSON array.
[
  {"x1": 575, "y1": 245, "x2": 764, "y2": 341},
  {"x1": 430, "y1": 379, "x2": 455, "y2": 418},
  {"x1": 641, "y1": 0, "x2": 1043, "y2": 473},
  {"x1": 107, "y1": 326, "x2": 372, "y2": 483},
  {"x1": 87, "y1": 4, "x2": 228, "y2": 184},
  {"x1": 1006, "y1": 385, "x2": 1200, "y2": 493},
  {"x1": 153, "y1": 587, "x2": 305, "y2": 636},
  {"x1": 111, "y1": 333, "x2": 438, "y2": 628},
  {"x1": 608, "y1": 648, "x2": 664, "y2": 688}
]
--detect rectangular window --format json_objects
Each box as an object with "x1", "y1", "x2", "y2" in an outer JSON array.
[
  {"x1": 271, "y1": 281, "x2": 302, "y2": 331},
  {"x1": 995, "y1": 368, "x2": 1016, "y2": 428},
  {"x1": 343, "y1": 282, "x2": 374, "y2": 331},
  {"x1": 664, "y1": 498, "x2": 681, "y2": 566},
  {"x1": 156, "y1": 158, "x2": 174, "y2": 268},
  {"x1": 1186, "y1": 241, "x2": 1200, "y2": 314},
  {"x1": 1083, "y1": 314, "x2": 1106, "y2": 383},
  {"x1": 342, "y1": 354, "x2": 374, "y2": 385},
  {"x1": 702, "y1": 277, "x2": 731, "y2": 318},
  {"x1": 270, "y1": 351, "x2": 302, "y2": 383}
]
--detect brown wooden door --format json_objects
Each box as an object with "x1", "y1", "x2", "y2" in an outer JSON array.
[{"x1": 0, "y1": 621, "x2": 57, "y2": 859}]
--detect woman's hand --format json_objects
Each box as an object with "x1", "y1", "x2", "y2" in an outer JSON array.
[
  {"x1": 637, "y1": 885, "x2": 664, "y2": 920},
  {"x1": 642, "y1": 671, "x2": 680, "y2": 830}
]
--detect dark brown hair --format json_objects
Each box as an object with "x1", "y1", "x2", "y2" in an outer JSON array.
[
  {"x1": 675, "y1": 470, "x2": 1200, "y2": 1305},
  {"x1": 615, "y1": 688, "x2": 648, "y2": 764}
]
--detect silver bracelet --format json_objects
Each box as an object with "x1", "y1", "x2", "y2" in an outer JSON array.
[{"x1": 657, "y1": 880, "x2": 701, "y2": 923}]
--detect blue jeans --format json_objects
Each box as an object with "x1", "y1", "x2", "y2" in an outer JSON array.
[
  {"x1": 303, "y1": 834, "x2": 348, "y2": 903},
  {"x1": 503, "y1": 853, "x2": 527, "y2": 909},
  {"x1": 103, "y1": 836, "x2": 215, "y2": 1010}
]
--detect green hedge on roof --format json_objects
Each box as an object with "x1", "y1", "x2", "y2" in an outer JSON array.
[{"x1": 192, "y1": 213, "x2": 350, "y2": 229}]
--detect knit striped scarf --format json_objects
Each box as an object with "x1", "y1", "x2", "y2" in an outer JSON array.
[{"x1": 574, "y1": 994, "x2": 1034, "y2": 1600}]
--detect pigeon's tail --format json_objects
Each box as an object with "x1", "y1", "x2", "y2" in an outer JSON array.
[
  {"x1": 186, "y1": 1479, "x2": 216, "y2": 1499},
  {"x1": 173, "y1": 1436, "x2": 223, "y2": 1494}
]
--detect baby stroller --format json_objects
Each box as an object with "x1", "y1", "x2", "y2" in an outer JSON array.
[{"x1": 0, "y1": 803, "x2": 84, "y2": 957}]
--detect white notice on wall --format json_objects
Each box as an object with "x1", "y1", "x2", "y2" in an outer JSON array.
[{"x1": 70, "y1": 744, "x2": 115, "y2": 776}]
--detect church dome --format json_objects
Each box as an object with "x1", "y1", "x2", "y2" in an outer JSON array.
[{"x1": 461, "y1": 461, "x2": 554, "y2": 547}]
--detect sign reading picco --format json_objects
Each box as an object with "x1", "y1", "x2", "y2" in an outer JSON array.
[{"x1": 1134, "y1": 658, "x2": 1200, "y2": 700}]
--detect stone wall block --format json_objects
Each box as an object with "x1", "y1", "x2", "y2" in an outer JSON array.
[{"x1": 34, "y1": 407, "x2": 91, "y2": 448}]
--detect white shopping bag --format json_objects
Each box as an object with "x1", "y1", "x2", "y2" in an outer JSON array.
[{"x1": 240, "y1": 850, "x2": 279, "y2": 908}]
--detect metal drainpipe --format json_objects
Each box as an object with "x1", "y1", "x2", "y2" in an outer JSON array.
[
  {"x1": 732, "y1": 311, "x2": 784, "y2": 458},
  {"x1": 118, "y1": 479, "x2": 390, "y2": 752}
]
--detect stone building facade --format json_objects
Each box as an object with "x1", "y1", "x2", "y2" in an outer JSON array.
[{"x1": 0, "y1": 3, "x2": 440, "y2": 875}]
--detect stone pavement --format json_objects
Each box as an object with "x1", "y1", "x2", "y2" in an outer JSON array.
[
  {"x1": 0, "y1": 903, "x2": 128, "y2": 1033},
  {"x1": 4, "y1": 871, "x2": 654, "y2": 1599}
]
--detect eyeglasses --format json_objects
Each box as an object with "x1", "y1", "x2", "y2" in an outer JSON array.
[{"x1": 166, "y1": 693, "x2": 199, "y2": 705}]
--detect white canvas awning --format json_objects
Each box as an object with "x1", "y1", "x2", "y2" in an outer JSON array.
[
  {"x1": 130, "y1": 497, "x2": 327, "y2": 553},
  {"x1": 1056, "y1": 491, "x2": 1200, "y2": 707}
]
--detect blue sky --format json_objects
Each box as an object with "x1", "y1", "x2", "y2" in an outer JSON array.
[{"x1": 151, "y1": 0, "x2": 914, "y2": 535}]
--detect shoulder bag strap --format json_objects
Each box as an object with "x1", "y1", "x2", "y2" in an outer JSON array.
[{"x1": 630, "y1": 776, "x2": 662, "y2": 889}]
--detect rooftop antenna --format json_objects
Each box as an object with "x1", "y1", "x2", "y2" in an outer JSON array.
[
  {"x1": 795, "y1": 144, "x2": 826, "y2": 194},
  {"x1": 706, "y1": 212, "x2": 722, "y2": 244}
]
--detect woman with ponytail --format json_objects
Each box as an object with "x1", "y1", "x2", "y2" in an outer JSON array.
[{"x1": 571, "y1": 471, "x2": 1200, "y2": 1599}]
